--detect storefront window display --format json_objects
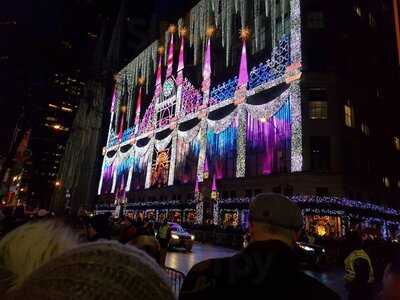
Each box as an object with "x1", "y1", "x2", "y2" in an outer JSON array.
[
  {"x1": 183, "y1": 210, "x2": 196, "y2": 224},
  {"x1": 222, "y1": 210, "x2": 239, "y2": 227},
  {"x1": 304, "y1": 215, "x2": 343, "y2": 238}
]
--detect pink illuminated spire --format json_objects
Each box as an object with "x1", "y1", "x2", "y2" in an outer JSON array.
[
  {"x1": 177, "y1": 35, "x2": 185, "y2": 73},
  {"x1": 155, "y1": 52, "x2": 163, "y2": 97},
  {"x1": 194, "y1": 176, "x2": 199, "y2": 193},
  {"x1": 118, "y1": 111, "x2": 125, "y2": 142},
  {"x1": 118, "y1": 175, "x2": 126, "y2": 199},
  {"x1": 204, "y1": 157, "x2": 209, "y2": 178},
  {"x1": 212, "y1": 174, "x2": 217, "y2": 192},
  {"x1": 166, "y1": 33, "x2": 175, "y2": 78},
  {"x1": 237, "y1": 41, "x2": 249, "y2": 88},
  {"x1": 203, "y1": 38, "x2": 212, "y2": 81},
  {"x1": 156, "y1": 55, "x2": 163, "y2": 86},
  {"x1": 110, "y1": 87, "x2": 116, "y2": 113},
  {"x1": 134, "y1": 84, "x2": 143, "y2": 129}
]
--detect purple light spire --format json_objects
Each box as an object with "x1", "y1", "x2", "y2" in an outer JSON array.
[
  {"x1": 118, "y1": 175, "x2": 126, "y2": 200},
  {"x1": 202, "y1": 38, "x2": 212, "y2": 82},
  {"x1": 134, "y1": 84, "x2": 143, "y2": 133},
  {"x1": 237, "y1": 40, "x2": 249, "y2": 88},
  {"x1": 155, "y1": 52, "x2": 163, "y2": 97},
  {"x1": 176, "y1": 34, "x2": 185, "y2": 85},
  {"x1": 203, "y1": 156, "x2": 209, "y2": 179},
  {"x1": 166, "y1": 32, "x2": 175, "y2": 78},
  {"x1": 211, "y1": 173, "x2": 218, "y2": 200},
  {"x1": 118, "y1": 111, "x2": 125, "y2": 142},
  {"x1": 110, "y1": 87, "x2": 116, "y2": 113},
  {"x1": 212, "y1": 173, "x2": 217, "y2": 192},
  {"x1": 177, "y1": 35, "x2": 185, "y2": 73},
  {"x1": 194, "y1": 176, "x2": 199, "y2": 193}
]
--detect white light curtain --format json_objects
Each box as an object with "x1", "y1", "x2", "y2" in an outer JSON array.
[
  {"x1": 244, "y1": 89, "x2": 289, "y2": 120},
  {"x1": 177, "y1": 123, "x2": 201, "y2": 143},
  {"x1": 135, "y1": 140, "x2": 152, "y2": 157},
  {"x1": 206, "y1": 109, "x2": 237, "y2": 134},
  {"x1": 155, "y1": 133, "x2": 173, "y2": 152}
]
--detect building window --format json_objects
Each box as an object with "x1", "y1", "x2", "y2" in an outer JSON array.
[
  {"x1": 394, "y1": 137, "x2": 400, "y2": 151},
  {"x1": 361, "y1": 122, "x2": 370, "y2": 136},
  {"x1": 310, "y1": 136, "x2": 331, "y2": 170},
  {"x1": 383, "y1": 177, "x2": 390, "y2": 188},
  {"x1": 309, "y1": 101, "x2": 328, "y2": 119},
  {"x1": 344, "y1": 104, "x2": 355, "y2": 128},
  {"x1": 307, "y1": 11, "x2": 325, "y2": 29}
]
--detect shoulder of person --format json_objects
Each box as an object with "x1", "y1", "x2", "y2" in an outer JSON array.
[{"x1": 297, "y1": 272, "x2": 341, "y2": 300}]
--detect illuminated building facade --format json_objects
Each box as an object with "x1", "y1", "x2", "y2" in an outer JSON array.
[{"x1": 97, "y1": 0, "x2": 400, "y2": 239}]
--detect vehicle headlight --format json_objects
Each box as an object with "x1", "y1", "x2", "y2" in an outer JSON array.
[
  {"x1": 171, "y1": 234, "x2": 179, "y2": 240},
  {"x1": 299, "y1": 244, "x2": 315, "y2": 252},
  {"x1": 191, "y1": 235, "x2": 195, "y2": 241}
]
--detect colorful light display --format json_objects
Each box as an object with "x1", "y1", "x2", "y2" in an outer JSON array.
[{"x1": 98, "y1": 0, "x2": 306, "y2": 224}]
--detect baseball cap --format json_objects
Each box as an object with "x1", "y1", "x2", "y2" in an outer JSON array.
[{"x1": 249, "y1": 193, "x2": 303, "y2": 230}]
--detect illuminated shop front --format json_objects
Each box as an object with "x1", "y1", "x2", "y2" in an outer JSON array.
[
  {"x1": 97, "y1": 0, "x2": 302, "y2": 224},
  {"x1": 95, "y1": 0, "x2": 400, "y2": 237}
]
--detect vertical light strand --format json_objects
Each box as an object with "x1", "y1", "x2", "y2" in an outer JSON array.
[
  {"x1": 236, "y1": 105, "x2": 247, "y2": 177},
  {"x1": 144, "y1": 139, "x2": 155, "y2": 189},
  {"x1": 271, "y1": 0, "x2": 276, "y2": 47},
  {"x1": 196, "y1": 120, "x2": 208, "y2": 182},
  {"x1": 240, "y1": 0, "x2": 247, "y2": 27},
  {"x1": 290, "y1": 81, "x2": 302, "y2": 172},
  {"x1": 97, "y1": 162, "x2": 105, "y2": 195},
  {"x1": 111, "y1": 167, "x2": 117, "y2": 193},
  {"x1": 254, "y1": 0, "x2": 261, "y2": 52},
  {"x1": 282, "y1": 0, "x2": 285, "y2": 35},
  {"x1": 290, "y1": 0, "x2": 302, "y2": 64},
  {"x1": 168, "y1": 130, "x2": 178, "y2": 186}
]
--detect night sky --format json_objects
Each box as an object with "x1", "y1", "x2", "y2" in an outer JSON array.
[{"x1": 0, "y1": 0, "x2": 200, "y2": 157}]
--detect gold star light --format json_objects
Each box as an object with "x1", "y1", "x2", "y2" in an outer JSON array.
[{"x1": 239, "y1": 27, "x2": 251, "y2": 41}]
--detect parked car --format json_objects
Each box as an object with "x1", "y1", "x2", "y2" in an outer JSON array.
[
  {"x1": 168, "y1": 223, "x2": 195, "y2": 252},
  {"x1": 295, "y1": 242, "x2": 326, "y2": 267}
]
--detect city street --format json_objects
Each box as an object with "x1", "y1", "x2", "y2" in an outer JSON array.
[{"x1": 166, "y1": 243, "x2": 346, "y2": 298}]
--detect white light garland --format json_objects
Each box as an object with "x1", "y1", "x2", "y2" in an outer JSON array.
[
  {"x1": 117, "y1": 41, "x2": 158, "y2": 93},
  {"x1": 244, "y1": 89, "x2": 290, "y2": 120},
  {"x1": 206, "y1": 109, "x2": 238, "y2": 133}
]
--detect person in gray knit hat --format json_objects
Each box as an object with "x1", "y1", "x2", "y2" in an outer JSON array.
[{"x1": 6, "y1": 241, "x2": 175, "y2": 300}]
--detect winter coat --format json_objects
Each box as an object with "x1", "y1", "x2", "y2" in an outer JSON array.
[{"x1": 180, "y1": 240, "x2": 340, "y2": 300}]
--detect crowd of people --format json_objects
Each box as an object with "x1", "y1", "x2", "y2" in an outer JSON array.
[{"x1": 0, "y1": 194, "x2": 399, "y2": 299}]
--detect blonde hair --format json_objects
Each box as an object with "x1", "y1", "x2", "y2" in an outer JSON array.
[{"x1": 0, "y1": 220, "x2": 78, "y2": 289}]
